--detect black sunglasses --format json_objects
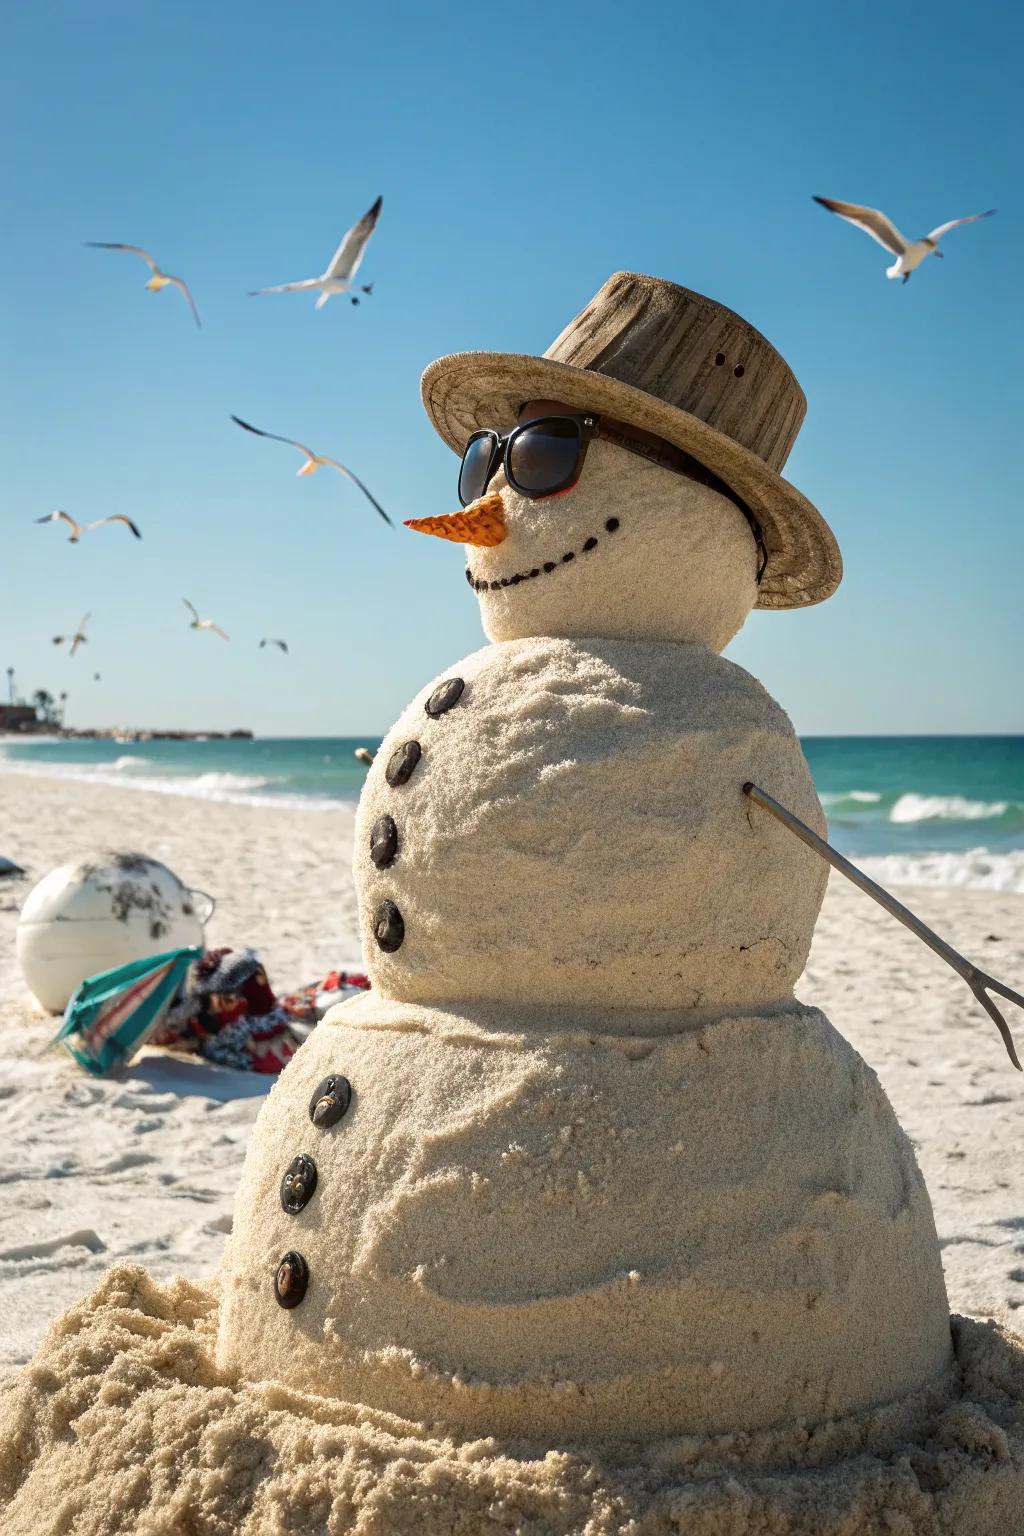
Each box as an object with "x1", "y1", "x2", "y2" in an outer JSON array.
[{"x1": 458, "y1": 413, "x2": 768, "y2": 583}]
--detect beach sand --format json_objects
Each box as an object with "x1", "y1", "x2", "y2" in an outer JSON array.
[{"x1": 1, "y1": 770, "x2": 1023, "y2": 1530}]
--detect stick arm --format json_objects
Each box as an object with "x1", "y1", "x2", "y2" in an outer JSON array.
[{"x1": 742, "y1": 781, "x2": 1022, "y2": 1071}]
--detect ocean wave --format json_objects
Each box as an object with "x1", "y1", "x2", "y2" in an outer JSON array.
[
  {"x1": 859, "y1": 848, "x2": 1024, "y2": 894},
  {"x1": 819, "y1": 790, "x2": 883, "y2": 808},
  {"x1": 111, "y1": 754, "x2": 153, "y2": 771},
  {"x1": 0, "y1": 755, "x2": 349, "y2": 810},
  {"x1": 889, "y1": 792, "x2": 1014, "y2": 824}
]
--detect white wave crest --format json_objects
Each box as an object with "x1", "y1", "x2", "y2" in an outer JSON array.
[
  {"x1": 0, "y1": 754, "x2": 346, "y2": 810},
  {"x1": 111, "y1": 754, "x2": 153, "y2": 771},
  {"x1": 859, "y1": 847, "x2": 1024, "y2": 893},
  {"x1": 820, "y1": 790, "x2": 882, "y2": 807},
  {"x1": 890, "y1": 793, "x2": 1010, "y2": 824}
]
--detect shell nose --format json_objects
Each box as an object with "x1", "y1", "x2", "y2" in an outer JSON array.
[{"x1": 404, "y1": 492, "x2": 506, "y2": 547}]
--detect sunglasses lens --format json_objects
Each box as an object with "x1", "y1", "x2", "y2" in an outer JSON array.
[
  {"x1": 459, "y1": 433, "x2": 497, "y2": 506},
  {"x1": 508, "y1": 418, "x2": 582, "y2": 497}
]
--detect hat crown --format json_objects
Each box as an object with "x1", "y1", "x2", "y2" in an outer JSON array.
[{"x1": 544, "y1": 272, "x2": 805, "y2": 473}]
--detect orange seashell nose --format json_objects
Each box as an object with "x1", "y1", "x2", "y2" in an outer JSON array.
[{"x1": 405, "y1": 493, "x2": 506, "y2": 548}]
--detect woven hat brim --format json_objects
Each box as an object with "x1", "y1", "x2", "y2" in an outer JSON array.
[{"x1": 421, "y1": 352, "x2": 842, "y2": 610}]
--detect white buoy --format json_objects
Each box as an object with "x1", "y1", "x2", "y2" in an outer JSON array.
[{"x1": 16, "y1": 851, "x2": 212, "y2": 1013}]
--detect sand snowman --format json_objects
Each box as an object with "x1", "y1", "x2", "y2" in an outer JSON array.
[
  {"x1": 217, "y1": 276, "x2": 961, "y2": 1446},
  {"x1": 8, "y1": 276, "x2": 1024, "y2": 1536}
]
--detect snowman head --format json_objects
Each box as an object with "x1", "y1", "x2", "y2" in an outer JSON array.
[
  {"x1": 418, "y1": 274, "x2": 843, "y2": 630},
  {"x1": 409, "y1": 402, "x2": 766, "y2": 653}
]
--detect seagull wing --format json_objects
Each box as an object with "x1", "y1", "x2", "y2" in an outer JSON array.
[
  {"x1": 36, "y1": 510, "x2": 79, "y2": 533},
  {"x1": 926, "y1": 209, "x2": 997, "y2": 242},
  {"x1": 813, "y1": 196, "x2": 908, "y2": 255},
  {"x1": 260, "y1": 638, "x2": 288, "y2": 652},
  {"x1": 210, "y1": 624, "x2": 230, "y2": 640},
  {"x1": 320, "y1": 459, "x2": 393, "y2": 527},
  {"x1": 248, "y1": 278, "x2": 321, "y2": 296},
  {"x1": 86, "y1": 242, "x2": 159, "y2": 272},
  {"x1": 183, "y1": 598, "x2": 200, "y2": 623},
  {"x1": 86, "y1": 515, "x2": 142, "y2": 539},
  {"x1": 231, "y1": 415, "x2": 314, "y2": 458},
  {"x1": 167, "y1": 274, "x2": 202, "y2": 328},
  {"x1": 78, "y1": 613, "x2": 91, "y2": 634},
  {"x1": 324, "y1": 196, "x2": 382, "y2": 281}
]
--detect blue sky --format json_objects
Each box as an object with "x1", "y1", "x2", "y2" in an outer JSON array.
[{"x1": 2, "y1": 0, "x2": 1021, "y2": 736}]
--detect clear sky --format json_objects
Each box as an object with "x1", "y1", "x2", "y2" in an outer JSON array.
[{"x1": 2, "y1": 0, "x2": 1021, "y2": 737}]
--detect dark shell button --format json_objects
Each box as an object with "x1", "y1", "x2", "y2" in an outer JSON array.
[
  {"x1": 309, "y1": 1075, "x2": 352, "y2": 1128},
  {"x1": 425, "y1": 677, "x2": 465, "y2": 717},
  {"x1": 374, "y1": 899, "x2": 405, "y2": 953},
  {"x1": 385, "y1": 740, "x2": 421, "y2": 787},
  {"x1": 274, "y1": 1250, "x2": 309, "y2": 1309},
  {"x1": 370, "y1": 814, "x2": 398, "y2": 869},
  {"x1": 280, "y1": 1154, "x2": 318, "y2": 1214}
]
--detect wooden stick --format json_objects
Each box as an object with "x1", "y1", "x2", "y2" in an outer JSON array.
[{"x1": 743, "y1": 781, "x2": 1023, "y2": 1071}]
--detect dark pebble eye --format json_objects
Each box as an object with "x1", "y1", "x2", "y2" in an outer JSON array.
[
  {"x1": 733, "y1": 364, "x2": 745, "y2": 378},
  {"x1": 715, "y1": 352, "x2": 726, "y2": 366}
]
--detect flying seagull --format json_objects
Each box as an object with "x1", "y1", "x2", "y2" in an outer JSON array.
[
  {"x1": 53, "y1": 614, "x2": 90, "y2": 657},
  {"x1": 813, "y1": 197, "x2": 996, "y2": 283},
  {"x1": 35, "y1": 510, "x2": 141, "y2": 543},
  {"x1": 85, "y1": 242, "x2": 202, "y2": 326},
  {"x1": 183, "y1": 599, "x2": 229, "y2": 639},
  {"x1": 260, "y1": 638, "x2": 289, "y2": 654},
  {"x1": 248, "y1": 195, "x2": 381, "y2": 308},
  {"x1": 231, "y1": 415, "x2": 392, "y2": 527}
]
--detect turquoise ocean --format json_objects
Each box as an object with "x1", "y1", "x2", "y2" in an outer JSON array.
[{"x1": 3, "y1": 734, "x2": 1023, "y2": 892}]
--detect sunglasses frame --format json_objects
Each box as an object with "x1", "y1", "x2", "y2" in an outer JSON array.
[
  {"x1": 459, "y1": 414, "x2": 599, "y2": 508},
  {"x1": 458, "y1": 412, "x2": 769, "y2": 585}
]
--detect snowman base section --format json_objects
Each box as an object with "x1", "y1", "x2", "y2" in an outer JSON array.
[
  {"x1": 218, "y1": 992, "x2": 952, "y2": 1445},
  {"x1": 5, "y1": 1142, "x2": 1024, "y2": 1532}
]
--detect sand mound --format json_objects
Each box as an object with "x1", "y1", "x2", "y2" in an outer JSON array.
[{"x1": 2, "y1": 1263, "x2": 1023, "y2": 1535}]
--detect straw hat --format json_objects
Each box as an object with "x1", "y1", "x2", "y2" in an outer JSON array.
[{"x1": 421, "y1": 272, "x2": 841, "y2": 609}]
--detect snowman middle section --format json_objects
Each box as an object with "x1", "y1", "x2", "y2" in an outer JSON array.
[
  {"x1": 217, "y1": 637, "x2": 953, "y2": 1445},
  {"x1": 358, "y1": 635, "x2": 830, "y2": 1011}
]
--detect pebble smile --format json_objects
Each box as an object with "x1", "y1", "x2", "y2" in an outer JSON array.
[{"x1": 465, "y1": 516, "x2": 621, "y2": 593}]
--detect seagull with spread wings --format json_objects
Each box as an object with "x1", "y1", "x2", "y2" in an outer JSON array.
[
  {"x1": 183, "y1": 599, "x2": 229, "y2": 640},
  {"x1": 248, "y1": 195, "x2": 382, "y2": 308},
  {"x1": 260, "y1": 638, "x2": 289, "y2": 654},
  {"x1": 36, "y1": 510, "x2": 142, "y2": 543},
  {"x1": 813, "y1": 197, "x2": 996, "y2": 283},
  {"x1": 231, "y1": 415, "x2": 392, "y2": 527},
  {"x1": 85, "y1": 242, "x2": 202, "y2": 326},
  {"x1": 53, "y1": 614, "x2": 91, "y2": 657}
]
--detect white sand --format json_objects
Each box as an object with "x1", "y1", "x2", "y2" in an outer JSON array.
[
  {"x1": 2, "y1": 771, "x2": 1024, "y2": 1531},
  {"x1": 0, "y1": 772, "x2": 360, "y2": 1379}
]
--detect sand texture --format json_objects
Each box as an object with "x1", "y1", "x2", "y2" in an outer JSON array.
[
  {"x1": 2, "y1": 1263, "x2": 1024, "y2": 1535},
  {"x1": 358, "y1": 637, "x2": 828, "y2": 1010},
  {"x1": 3, "y1": 773, "x2": 1024, "y2": 1532}
]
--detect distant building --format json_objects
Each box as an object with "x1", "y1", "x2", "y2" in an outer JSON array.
[{"x1": 0, "y1": 704, "x2": 39, "y2": 731}]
